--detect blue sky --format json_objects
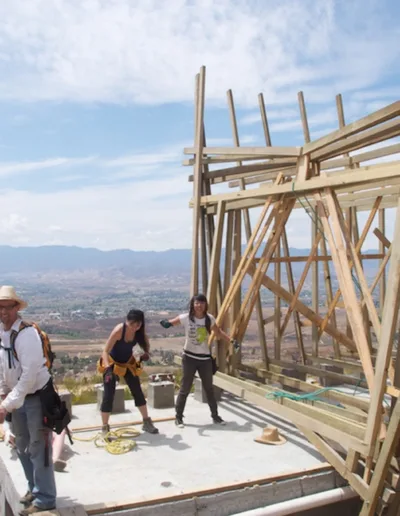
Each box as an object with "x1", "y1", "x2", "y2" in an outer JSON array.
[{"x1": 0, "y1": 0, "x2": 399, "y2": 251}]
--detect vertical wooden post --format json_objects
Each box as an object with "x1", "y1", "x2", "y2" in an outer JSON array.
[
  {"x1": 190, "y1": 67, "x2": 206, "y2": 297},
  {"x1": 222, "y1": 210, "x2": 234, "y2": 333},
  {"x1": 281, "y1": 229, "x2": 306, "y2": 363},
  {"x1": 231, "y1": 210, "x2": 242, "y2": 355},
  {"x1": 298, "y1": 91, "x2": 319, "y2": 357},
  {"x1": 227, "y1": 90, "x2": 267, "y2": 366},
  {"x1": 274, "y1": 229, "x2": 282, "y2": 359},
  {"x1": 379, "y1": 208, "x2": 386, "y2": 317}
]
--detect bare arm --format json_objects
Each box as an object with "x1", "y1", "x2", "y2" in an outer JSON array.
[
  {"x1": 211, "y1": 323, "x2": 232, "y2": 344},
  {"x1": 168, "y1": 316, "x2": 181, "y2": 327},
  {"x1": 160, "y1": 316, "x2": 181, "y2": 328},
  {"x1": 102, "y1": 324, "x2": 122, "y2": 367}
]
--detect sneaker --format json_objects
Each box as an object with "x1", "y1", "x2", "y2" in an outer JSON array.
[
  {"x1": 175, "y1": 416, "x2": 185, "y2": 428},
  {"x1": 142, "y1": 417, "x2": 159, "y2": 434},
  {"x1": 19, "y1": 504, "x2": 56, "y2": 515},
  {"x1": 101, "y1": 424, "x2": 110, "y2": 438},
  {"x1": 19, "y1": 491, "x2": 35, "y2": 506},
  {"x1": 212, "y1": 415, "x2": 226, "y2": 425}
]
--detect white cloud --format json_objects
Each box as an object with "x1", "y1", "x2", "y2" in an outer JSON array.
[
  {"x1": 0, "y1": 171, "x2": 193, "y2": 251},
  {"x1": 0, "y1": 213, "x2": 28, "y2": 234},
  {"x1": 0, "y1": 0, "x2": 398, "y2": 107},
  {"x1": 0, "y1": 156, "x2": 95, "y2": 178}
]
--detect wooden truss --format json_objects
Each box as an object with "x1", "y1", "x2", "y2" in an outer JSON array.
[{"x1": 186, "y1": 66, "x2": 400, "y2": 515}]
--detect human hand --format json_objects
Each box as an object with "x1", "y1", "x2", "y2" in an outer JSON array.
[
  {"x1": 230, "y1": 339, "x2": 240, "y2": 353},
  {"x1": 160, "y1": 319, "x2": 172, "y2": 329},
  {"x1": 0, "y1": 406, "x2": 7, "y2": 424},
  {"x1": 140, "y1": 352, "x2": 150, "y2": 362}
]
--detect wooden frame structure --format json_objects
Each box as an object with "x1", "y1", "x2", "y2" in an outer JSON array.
[{"x1": 186, "y1": 66, "x2": 400, "y2": 515}]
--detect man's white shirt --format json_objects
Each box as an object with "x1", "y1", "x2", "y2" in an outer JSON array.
[{"x1": 0, "y1": 318, "x2": 50, "y2": 412}]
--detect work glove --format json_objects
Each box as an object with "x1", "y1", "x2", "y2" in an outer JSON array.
[
  {"x1": 104, "y1": 366, "x2": 114, "y2": 383},
  {"x1": 160, "y1": 319, "x2": 172, "y2": 329},
  {"x1": 230, "y1": 338, "x2": 240, "y2": 353},
  {"x1": 140, "y1": 352, "x2": 150, "y2": 362}
]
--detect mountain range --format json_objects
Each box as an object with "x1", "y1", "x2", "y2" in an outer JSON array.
[{"x1": 0, "y1": 245, "x2": 381, "y2": 278}]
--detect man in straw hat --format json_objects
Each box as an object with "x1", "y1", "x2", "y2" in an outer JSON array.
[{"x1": 0, "y1": 286, "x2": 56, "y2": 514}]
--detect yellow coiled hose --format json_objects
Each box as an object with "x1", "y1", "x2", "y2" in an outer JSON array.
[{"x1": 73, "y1": 427, "x2": 140, "y2": 454}]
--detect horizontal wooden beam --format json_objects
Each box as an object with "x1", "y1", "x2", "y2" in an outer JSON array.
[
  {"x1": 311, "y1": 119, "x2": 400, "y2": 161},
  {"x1": 227, "y1": 143, "x2": 400, "y2": 188},
  {"x1": 197, "y1": 161, "x2": 400, "y2": 207},
  {"x1": 255, "y1": 253, "x2": 384, "y2": 264},
  {"x1": 184, "y1": 145, "x2": 302, "y2": 158},
  {"x1": 239, "y1": 363, "x2": 371, "y2": 412},
  {"x1": 212, "y1": 372, "x2": 368, "y2": 453},
  {"x1": 268, "y1": 359, "x2": 368, "y2": 390},
  {"x1": 302, "y1": 101, "x2": 400, "y2": 155},
  {"x1": 204, "y1": 189, "x2": 400, "y2": 215}
]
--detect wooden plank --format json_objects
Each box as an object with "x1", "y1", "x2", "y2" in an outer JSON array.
[
  {"x1": 268, "y1": 359, "x2": 368, "y2": 390},
  {"x1": 223, "y1": 211, "x2": 234, "y2": 297},
  {"x1": 239, "y1": 363, "x2": 371, "y2": 412},
  {"x1": 302, "y1": 100, "x2": 400, "y2": 155},
  {"x1": 298, "y1": 426, "x2": 369, "y2": 500},
  {"x1": 329, "y1": 192, "x2": 381, "y2": 339},
  {"x1": 190, "y1": 68, "x2": 206, "y2": 296},
  {"x1": 235, "y1": 197, "x2": 295, "y2": 343},
  {"x1": 379, "y1": 209, "x2": 386, "y2": 317},
  {"x1": 311, "y1": 119, "x2": 400, "y2": 161},
  {"x1": 184, "y1": 145, "x2": 302, "y2": 158},
  {"x1": 274, "y1": 228, "x2": 281, "y2": 359},
  {"x1": 313, "y1": 190, "x2": 375, "y2": 390},
  {"x1": 258, "y1": 92, "x2": 272, "y2": 146},
  {"x1": 280, "y1": 229, "x2": 306, "y2": 363},
  {"x1": 280, "y1": 232, "x2": 322, "y2": 336},
  {"x1": 317, "y1": 196, "x2": 381, "y2": 347},
  {"x1": 227, "y1": 88, "x2": 267, "y2": 367},
  {"x1": 206, "y1": 201, "x2": 225, "y2": 314},
  {"x1": 247, "y1": 265, "x2": 357, "y2": 351},
  {"x1": 213, "y1": 372, "x2": 368, "y2": 453},
  {"x1": 198, "y1": 161, "x2": 400, "y2": 207},
  {"x1": 254, "y1": 253, "x2": 384, "y2": 264},
  {"x1": 360, "y1": 397, "x2": 400, "y2": 515},
  {"x1": 365, "y1": 199, "x2": 400, "y2": 449},
  {"x1": 227, "y1": 142, "x2": 400, "y2": 187}
]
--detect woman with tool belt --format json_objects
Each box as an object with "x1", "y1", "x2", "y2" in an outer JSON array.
[
  {"x1": 160, "y1": 294, "x2": 234, "y2": 428},
  {"x1": 98, "y1": 309, "x2": 159, "y2": 435}
]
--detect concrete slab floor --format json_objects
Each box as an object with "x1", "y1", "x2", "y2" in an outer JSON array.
[{"x1": 0, "y1": 392, "x2": 328, "y2": 510}]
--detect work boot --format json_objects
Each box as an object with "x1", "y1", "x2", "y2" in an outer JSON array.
[
  {"x1": 54, "y1": 459, "x2": 67, "y2": 472},
  {"x1": 19, "y1": 504, "x2": 56, "y2": 515},
  {"x1": 212, "y1": 415, "x2": 226, "y2": 425},
  {"x1": 175, "y1": 416, "x2": 185, "y2": 428},
  {"x1": 19, "y1": 491, "x2": 35, "y2": 506},
  {"x1": 142, "y1": 417, "x2": 159, "y2": 434}
]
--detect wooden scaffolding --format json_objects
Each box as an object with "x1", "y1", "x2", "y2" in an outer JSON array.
[{"x1": 185, "y1": 66, "x2": 400, "y2": 515}]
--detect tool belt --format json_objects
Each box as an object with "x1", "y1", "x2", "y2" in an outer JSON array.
[
  {"x1": 38, "y1": 379, "x2": 73, "y2": 466},
  {"x1": 97, "y1": 355, "x2": 143, "y2": 377}
]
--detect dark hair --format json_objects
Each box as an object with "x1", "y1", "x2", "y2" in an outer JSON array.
[
  {"x1": 188, "y1": 294, "x2": 211, "y2": 333},
  {"x1": 126, "y1": 309, "x2": 149, "y2": 352}
]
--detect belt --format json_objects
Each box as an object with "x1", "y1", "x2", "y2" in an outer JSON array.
[
  {"x1": 25, "y1": 379, "x2": 51, "y2": 398},
  {"x1": 25, "y1": 390, "x2": 41, "y2": 398}
]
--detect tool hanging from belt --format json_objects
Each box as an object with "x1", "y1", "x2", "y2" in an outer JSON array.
[{"x1": 97, "y1": 355, "x2": 144, "y2": 377}]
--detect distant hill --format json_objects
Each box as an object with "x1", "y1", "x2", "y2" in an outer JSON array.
[{"x1": 0, "y1": 244, "x2": 381, "y2": 278}]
